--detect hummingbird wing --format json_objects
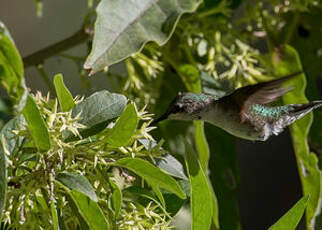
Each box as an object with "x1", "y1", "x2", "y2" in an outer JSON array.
[{"x1": 230, "y1": 71, "x2": 302, "y2": 122}]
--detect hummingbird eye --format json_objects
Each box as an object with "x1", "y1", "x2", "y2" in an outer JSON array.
[{"x1": 172, "y1": 104, "x2": 184, "y2": 113}]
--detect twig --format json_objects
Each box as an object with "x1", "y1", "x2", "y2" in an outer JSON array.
[
  {"x1": 36, "y1": 65, "x2": 57, "y2": 96},
  {"x1": 23, "y1": 27, "x2": 91, "y2": 68}
]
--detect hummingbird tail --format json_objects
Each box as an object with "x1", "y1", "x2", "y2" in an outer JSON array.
[
  {"x1": 271, "y1": 101, "x2": 322, "y2": 137},
  {"x1": 287, "y1": 100, "x2": 322, "y2": 124}
]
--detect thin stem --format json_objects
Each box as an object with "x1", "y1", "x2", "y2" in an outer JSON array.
[
  {"x1": 284, "y1": 12, "x2": 300, "y2": 44},
  {"x1": 23, "y1": 28, "x2": 90, "y2": 68},
  {"x1": 36, "y1": 65, "x2": 56, "y2": 96}
]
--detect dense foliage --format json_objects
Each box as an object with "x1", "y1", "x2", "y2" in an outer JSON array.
[{"x1": 1, "y1": 0, "x2": 322, "y2": 229}]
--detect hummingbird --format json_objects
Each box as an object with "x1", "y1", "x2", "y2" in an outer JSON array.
[{"x1": 154, "y1": 72, "x2": 322, "y2": 141}]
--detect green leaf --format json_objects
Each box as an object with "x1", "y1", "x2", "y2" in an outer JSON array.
[
  {"x1": 105, "y1": 103, "x2": 138, "y2": 147},
  {"x1": 22, "y1": 95, "x2": 51, "y2": 151},
  {"x1": 288, "y1": 11, "x2": 322, "y2": 162},
  {"x1": 268, "y1": 196, "x2": 309, "y2": 230},
  {"x1": 179, "y1": 65, "x2": 219, "y2": 228},
  {"x1": 185, "y1": 143, "x2": 213, "y2": 230},
  {"x1": 56, "y1": 172, "x2": 98, "y2": 202},
  {"x1": 200, "y1": 72, "x2": 232, "y2": 99},
  {"x1": 114, "y1": 157, "x2": 186, "y2": 199},
  {"x1": 53, "y1": 74, "x2": 75, "y2": 112},
  {"x1": 125, "y1": 186, "x2": 184, "y2": 216},
  {"x1": 138, "y1": 139, "x2": 188, "y2": 180},
  {"x1": 0, "y1": 138, "x2": 6, "y2": 220},
  {"x1": 194, "y1": 121, "x2": 209, "y2": 172},
  {"x1": 0, "y1": 21, "x2": 26, "y2": 111},
  {"x1": 205, "y1": 124, "x2": 241, "y2": 230},
  {"x1": 178, "y1": 64, "x2": 201, "y2": 93},
  {"x1": 109, "y1": 178, "x2": 122, "y2": 218},
  {"x1": 155, "y1": 153, "x2": 188, "y2": 180},
  {"x1": 0, "y1": 116, "x2": 25, "y2": 219},
  {"x1": 50, "y1": 201, "x2": 59, "y2": 230},
  {"x1": 272, "y1": 45, "x2": 322, "y2": 230},
  {"x1": 67, "y1": 190, "x2": 109, "y2": 230},
  {"x1": 72, "y1": 90, "x2": 127, "y2": 129},
  {"x1": 84, "y1": 0, "x2": 202, "y2": 74}
]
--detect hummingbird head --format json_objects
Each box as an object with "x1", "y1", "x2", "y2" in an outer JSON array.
[{"x1": 153, "y1": 92, "x2": 214, "y2": 123}]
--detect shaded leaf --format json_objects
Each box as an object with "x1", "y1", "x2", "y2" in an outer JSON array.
[
  {"x1": 200, "y1": 71, "x2": 232, "y2": 99},
  {"x1": 125, "y1": 185, "x2": 185, "y2": 216},
  {"x1": 155, "y1": 153, "x2": 188, "y2": 180},
  {"x1": 53, "y1": 73, "x2": 75, "y2": 112},
  {"x1": 185, "y1": 143, "x2": 213, "y2": 230},
  {"x1": 268, "y1": 196, "x2": 309, "y2": 230},
  {"x1": 0, "y1": 22, "x2": 27, "y2": 112},
  {"x1": 109, "y1": 178, "x2": 122, "y2": 218},
  {"x1": 138, "y1": 139, "x2": 188, "y2": 180},
  {"x1": 22, "y1": 95, "x2": 50, "y2": 151},
  {"x1": 67, "y1": 190, "x2": 109, "y2": 230},
  {"x1": 114, "y1": 157, "x2": 186, "y2": 199},
  {"x1": 272, "y1": 45, "x2": 322, "y2": 230},
  {"x1": 84, "y1": 0, "x2": 202, "y2": 73},
  {"x1": 105, "y1": 103, "x2": 138, "y2": 147},
  {"x1": 56, "y1": 172, "x2": 97, "y2": 202},
  {"x1": 0, "y1": 116, "x2": 25, "y2": 219},
  {"x1": 72, "y1": 90, "x2": 127, "y2": 129}
]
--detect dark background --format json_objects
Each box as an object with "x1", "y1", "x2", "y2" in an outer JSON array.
[{"x1": 0, "y1": 1, "x2": 305, "y2": 229}]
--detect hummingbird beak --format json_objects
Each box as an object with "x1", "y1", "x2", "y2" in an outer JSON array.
[{"x1": 152, "y1": 112, "x2": 169, "y2": 125}]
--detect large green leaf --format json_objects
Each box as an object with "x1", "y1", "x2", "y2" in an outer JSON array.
[
  {"x1": 0, "y1": 116, "x2": 25, "y2": 219},
  {"x1": 105, "y1": 103, "x2": 138, "y2": 147},
  {"x1": 272, "y1": 45, "x2": 322, "y2": 230},
  {"x1": 114, "y1": 157, "x2": 186, "y2": 199},
  {"x1": 67, "y1": 190, "x2": 109, "y2": 230},
  {"x1": 72, "y1": 90, "x2": 127, "y2": 128},
  {"x1": 0, "y1": 22, "x2": 26, "y2": 111},
  {"x1": 178, "y1": 64, "x2": 219, "y2": 228},
  {"x1": 84, "y1": 0, "x2": 202, "y2": 74},
  {"x1": 53, "y1": 74, "x2": 75, "y2": 112},
  {"x1": 268, "y1": 196, "x2": 309, "y2": 230},
  {"x1": 56, "y1": 172, "x2": 98, "y2": 202},
  {"x1": 205, "y1": 124, "x2": 241, "y2": 230},
  {"x1": 185, "y1": 143, "x2": 213, "y2": 230},
  {"x1": 23, "y1": 95, "x2": 51, "y2": 151},
  {"x1": 288, "y1": 10, "x2": 322, "y2": 159}
]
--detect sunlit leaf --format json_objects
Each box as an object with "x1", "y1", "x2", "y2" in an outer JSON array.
[
  {"x1": 109, "y1": 178, "x2": 122, "y2": 218},
  {"x1": 53, "y1": 74, "x2": 75, "y2": 112},
  {"x1": 185, "y1": 143, "x2": 213, "y2": 230},
  {"x1": 50, "y1": 201, "x2": 59, "y2": 230},
  {"x1": 105, "y1": 103, "x2": 138, "y2": 147},
  {"x1": 268, "y1": 196, "x2": 309, "y2": 230},
  {"x1": 67, "y1": 190, "x2": 109, "y2": 230},
  {"x1": 23, "y1": 95, "x2": 51, "y2": 151},
  {"x1": 84, "y1": 0, "x2": 202, "y2": 74}
]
